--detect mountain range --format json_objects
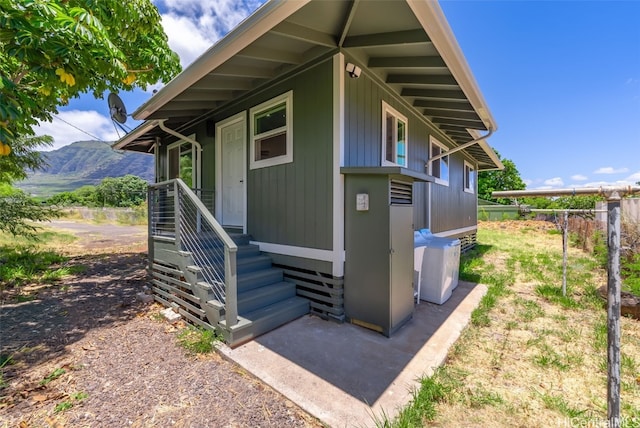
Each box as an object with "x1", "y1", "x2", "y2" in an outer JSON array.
[{"x1": 17, "y1": 141, "x2": 155, "y2": 197}]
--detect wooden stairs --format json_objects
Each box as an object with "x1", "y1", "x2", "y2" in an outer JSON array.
[{"x1": 150, "y1": 233, "x2": 309, "y2": 347}]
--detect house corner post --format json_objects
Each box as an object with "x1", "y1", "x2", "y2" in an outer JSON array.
[
  {"x1": 606, "y1": 191, "x2": 622, "y2": 428},
  {"x1": 225, "y1": 247, "x2": 238, "y2": 328}
]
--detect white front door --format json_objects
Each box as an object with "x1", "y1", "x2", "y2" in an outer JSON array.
[{"x1": 218, "y1": 116, "x2": 245, "y2": 227}]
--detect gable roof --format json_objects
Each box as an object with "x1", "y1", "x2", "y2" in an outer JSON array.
[{"x1": 114, "y1": 0, "x2": 502, "y2": 170}]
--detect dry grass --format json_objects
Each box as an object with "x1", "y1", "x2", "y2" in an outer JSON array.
[{"x1": 423, "y1": 221, "x2": 640, "y2": 428}]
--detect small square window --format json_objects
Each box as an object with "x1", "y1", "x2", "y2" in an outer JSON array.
[
  {"x1": 382, "y1": 101, "x2": 408, "y2": 167},
  {"x1": 429, "y1": 137, "x2": 449, "y2": 186},
  {"x1": 464, "y1": 161, "x2": 476, "y2": 194},
  {"x1": 250, "y1": 91, "x2": 293, "y2": 169}
]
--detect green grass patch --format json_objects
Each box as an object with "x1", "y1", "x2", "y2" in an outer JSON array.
[
  {"x1": 177, "y1": 326, "x2": 219, "y2": 355},
  {"x1": 592, "y1": 318, "x2": 608, "y2": 351},
  {"x1": 54, "y1": 391, "x2": 88, "y2": 413},
  {"x1": 535, "y1": 284, "x2": 581, "y2": 309},
  {"x1": 0, "y1": 354, "x2": 15, "y2": 390},
  {"x1": 379, "y1": 367, "x2": 462, "y2": 427},
  {"x1": 466, "y1": 385, "x2": 504, "y2": 408},
  {"x1": 471, "y1": 276, "x2": 511, "y2": 327},
  {"x1": 532, "y1": 343, "x2": 582, "y2": 371},
  {"x1": 539, "y1": 392, "x2": 586, "y2": 418},
  {"x1": 514, "y1": 297, "x2": 545, "y2": 322},
  {"x1": 0, "y1": 235, "x2": 84, "y2": 290},
  {"x1": 39, "y1": 367, "x2": 66, "y2": 386}
]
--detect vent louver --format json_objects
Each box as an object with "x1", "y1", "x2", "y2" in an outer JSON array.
[{"x1": 390, "y1": 179, "x2": 413, "y2": 205}]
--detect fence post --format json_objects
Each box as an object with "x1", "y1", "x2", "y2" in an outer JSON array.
[
  {"x1": 562, "y1": 210, "x2": 568, "y2": 296},
  {"x1": 606, "y1": 191, "x2": 622, "y2": 428}
]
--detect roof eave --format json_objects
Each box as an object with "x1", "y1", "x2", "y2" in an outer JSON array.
[
  {"x1": 112, "y1": 120, "x2": 160, "y2": 151},
  {"x1": 467, "y1": 129, "x2": 503, "y2": 171},
  {"x1": 133, "y1": 0, "x2": 311, "y2": 120},
  {"x1": 407, "y1": 0, "x2": 497, "y2": 133}
]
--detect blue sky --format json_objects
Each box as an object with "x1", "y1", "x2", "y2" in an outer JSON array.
[{"x1": 34, "y1": 0, "x2": 640, "y2": 189}]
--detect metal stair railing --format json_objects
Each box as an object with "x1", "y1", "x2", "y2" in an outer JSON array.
[{"x1": 148, "y1": 179, "x2": 238, "y2": 327}]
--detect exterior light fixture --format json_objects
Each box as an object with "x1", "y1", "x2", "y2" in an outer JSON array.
[{"x1": 345, "y1": 62, "x2": 361, "y2": 78}]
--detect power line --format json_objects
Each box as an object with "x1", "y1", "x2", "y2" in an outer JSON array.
[
  {"x1": 52, "y1": 113, "x2": 104, "y2": 142},
  {"x1": 52, "y1": 113, "x2": 126, "y2": 152}
]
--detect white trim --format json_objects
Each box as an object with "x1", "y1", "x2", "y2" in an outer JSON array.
[
  {"x1": 407, "y1": 0, "x2": 497, "y2": 132},
  {"x1": 463, "y1": 160, "x2": 476, "y2": 194},
  {"x1": 249, "y1": 241, "x2": 334, "y2": 263},
  {"x1": 167, "y1": 134, "x2": 200, "y2": 188},
  {"x1": 433, "y1": 225, "x2": 477, "y2": 238},
  {"x1": 332, "y1": 53, "x2": 346, "y2": 277},
  {"x1": 134, "y1": 1, "x2": 310, "y2": 120},
  {"x1": 112, "y1": 120, "x2": 160, "y2": 150},
  {"x1": 429, "y1": 136, "x2": 449, "y2": 186},
  {"x1": 215, "y1": 111, "x2": 247, "y2": 231},
  {"x1": 427, "y1": 182, "x2": 432, "y2": 229},
  {"x1": 381, "y1": 101, "x2": 408, "y2": 167},
  {"x1": 249, "y1": 91, "x2": 293, "y2": 169}
]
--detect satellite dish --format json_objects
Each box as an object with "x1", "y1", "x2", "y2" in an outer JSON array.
[{"x1": 108, "y1": 92, "x2": 128, "y2": 124}]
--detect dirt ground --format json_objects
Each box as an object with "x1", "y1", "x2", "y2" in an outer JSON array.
[{"x1": 0, "y1": 222, "x2": 322, "y2": 427}]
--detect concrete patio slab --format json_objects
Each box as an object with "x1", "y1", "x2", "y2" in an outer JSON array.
[{"x1": 219, "y1": 280, "x2": 487, "y2": 428}]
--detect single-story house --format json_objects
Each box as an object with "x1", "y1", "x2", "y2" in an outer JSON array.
[{"x1": 114, "y1": 0, "x2": 503, "y2": 346}]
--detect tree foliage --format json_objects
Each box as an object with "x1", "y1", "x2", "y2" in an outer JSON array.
[
  {"x1": 0, "y1": 184, "x2": 59, "y2": 237},
  {"x1": 520, "y1": 195, "x2": 602, "y2": 211},
  {"x1": 477, "y1": 150, "x2": 526, "y2": 203},
  {"x1": 0, "y1": 0, "x2": 180, "y2": 159},
  {"x1": 48, "y1": 175, "x2": 148, "y2": 208},
  {"x1": 94, "y1": 175, "x2": 148, "y2": 207},
  {"x1": 0, "y1": 0, "x2": 180, "y2": 235},
  {"x1": 0, "y1": 135, "x2": 52, "y2": 184}
]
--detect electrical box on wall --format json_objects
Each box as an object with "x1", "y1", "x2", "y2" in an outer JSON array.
[{"x1": 356, "y1": 193, "x2": 369, "y2": 211}]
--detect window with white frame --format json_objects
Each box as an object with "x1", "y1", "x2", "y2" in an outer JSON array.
[
  {"x1": 429, "y1": 137, "x2": 449, "y2": 186},
  {"x1": 381, "y1": 101, "x2": 408, "y2": 167},
  {"x1": 249, "y1": 91, "x2": 293, "y2": 169},
  {"x1": 167, "y1": 136, "x2": 200, "y2": 188},
  {"x1": 464, "y1": 160, "x2": 476, "y2": 193}
]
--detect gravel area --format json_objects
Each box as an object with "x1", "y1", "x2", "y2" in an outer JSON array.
[{"x1": 0, "y1": 223, "x2": 322, "y2": 427}]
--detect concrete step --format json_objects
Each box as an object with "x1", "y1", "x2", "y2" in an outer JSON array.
[
  {"x1": 221, "y1": 296, "x2": 310, "y2": 347},
  {"x1": 238, "y1": 268, "x2": 284, "y2": 292},
  {"x1": 237, "y1": 282, "x2": 296, "y2": 314}
]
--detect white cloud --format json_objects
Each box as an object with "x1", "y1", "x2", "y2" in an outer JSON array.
[
  {"x1": 625, "y1": 171, "x2": 640, "y2": 182},
  {"x1": 594, "y1": 166, "x2": 629, "y2": 174},
  {"x1": 157, "y1": 0, "x2": 263, "y2": 67},
  {"x1": 33, "y1": 110, "x2": 120, "y2": 151},
  {"x1": 532, "y1": 185, "x2": 554, "y2": 190},
  {"x1": 161, "y1": 13, "x2": 216, "y2": 67},
  {"x1": 571, "y1": 174, "x2": 588, "y2": 181},
  {"x1": 582, "y1": 180, "x2": 634, "y2": 188},
  {"x1": 543, "y1": 177, "x2": 564, "y2": 187},
  {"x1": 523, "y1": 178, "x2": 533, "y2": 187}
]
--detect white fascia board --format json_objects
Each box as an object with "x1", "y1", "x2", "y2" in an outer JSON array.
[
  {"x1": 407, "y1": 0, "x2": 498, "y2": 132},
  {"x1": 134, "y1": 0, "x2": 311, "y2": 120},
  {"x1": 111, "y1": 120, "x2": 160, "y2": 150},
  {"x1": 468, "y1": 129, "x2": 504, "y2": 171}
]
